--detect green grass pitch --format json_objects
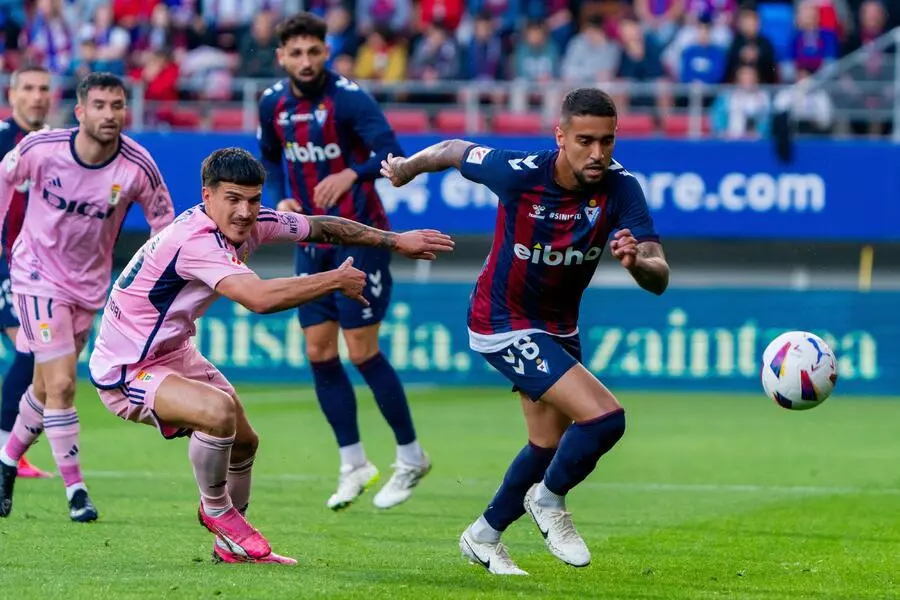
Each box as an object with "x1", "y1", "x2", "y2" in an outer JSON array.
[{"x1": 0, "y1": 383, "x2": 898, "y2": 599}]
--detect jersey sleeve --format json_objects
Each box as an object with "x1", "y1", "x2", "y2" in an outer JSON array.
[
  {"x1": 254, "y1": 209, "x2": 311, "y2": 244},
  {"x1": 135, "y1": 155, "x2": 175, "y2": 235},
  {"x1": 0, "y1": 136, "x2": 37, "y2": 227},
  {"x1": 612, "y1": 170, "x2": 660, "y2": 243},
  {"x1": 336, "y1": 79, "x2": 404, "y2": 181},
  {"x1": 176, "y1": 232, "x2": 255, "y2": 289},
  {"x1": 458, "y1": 144, "x2": 537, "y2": 202},
  {"x1": 257, "y1": 91, "x2": 287, "y2": 205}
]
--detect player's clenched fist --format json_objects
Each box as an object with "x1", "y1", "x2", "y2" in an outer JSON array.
[
  {"x1": 380, "y1": 153, "x2": 414, "y2": 187},
  {"x1": 332, "y1": 257, "x2": 369, "y2": 306},
  {"x1": 610, "y1": 228, "x2": 638, "y2": 269},
  {"x1": 394, "y1": 229, "x2": 455, "y2": 260}
]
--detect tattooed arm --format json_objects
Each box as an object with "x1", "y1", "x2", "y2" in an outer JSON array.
[
  {"x1": 380, "y1": 139, "x2": 473, "y2": 186},
  {"x1": 306, "y1": 215, "x2": 398, "y2": 248},
  {"x1": 610, "y1": 229, "x2": 670, "y2": 295},
  {"x1": 305, "y1": 215, "x2": 455, "y2": 260},
  {"x1": 630, "y1": 241, "x2": 670, "y2": 295}
]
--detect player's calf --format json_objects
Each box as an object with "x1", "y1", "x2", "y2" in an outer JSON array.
[{"x1": 523, "y1": 408, "x2": 626, "y2": 567}]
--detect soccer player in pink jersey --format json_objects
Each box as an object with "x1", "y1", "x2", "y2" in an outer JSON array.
[
  {"x1": 88, "y1": 147, "x2": 453, "y2": 564},
  {"x1": 0, "y1": 72, "x2": 175, "y2": 522},
  {"x1": 0, "y1": 65, "x2": 54, "y2": 479}
]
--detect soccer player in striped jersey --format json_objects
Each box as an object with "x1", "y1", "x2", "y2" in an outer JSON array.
[
  {"x1": 380, "y1": 88, "x2": 670, "y2": 575},
  {"x1": 0, "y1": 72, "x2": 175, "y2": 522},
  {"x1": 0, "y1": 65, "x2": 53, "y2": 479},
  {"x1": 258, "y1": 12, "x2": 431, "y2": 511}
]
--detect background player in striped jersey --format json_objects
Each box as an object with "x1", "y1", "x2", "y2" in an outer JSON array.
[
  {"x1": 0, "y1": 65, "x2": 53, "y2": 479},
  {"x1": 380, "y1": 88, "x2": 671, "y2": 575},
  {"x1": 0, "y1": 72, "x2": 175, "y2": 522},
  {"x1": 89, "y1": 148, "x2": 453, "y2": 564},
  {"x1": 258, "y1": 12, "x2": 432, "y2": 511}
]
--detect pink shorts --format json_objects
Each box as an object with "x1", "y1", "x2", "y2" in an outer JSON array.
[
  {"x1": 14, "y1": 294, "x2": 95, "y2": 363},
  {"x1": 96, "y1": 344, "x2": 236, "y2": 439}
]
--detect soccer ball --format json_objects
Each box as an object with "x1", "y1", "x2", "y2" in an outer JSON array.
[{"x1": 761, "y1": 331, "x2": 838, "y2": 410}]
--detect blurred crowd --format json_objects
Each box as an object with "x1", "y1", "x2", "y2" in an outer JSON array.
[{"x1": 0, "y1": 0, "x2": 896, "y2": 137}]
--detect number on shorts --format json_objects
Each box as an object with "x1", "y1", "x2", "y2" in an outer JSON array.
[{"x1": 513, "y1": 335, "x2": 540, "y2": 361}]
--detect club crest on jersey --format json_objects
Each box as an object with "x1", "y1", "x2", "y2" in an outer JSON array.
[
  {"x1": 39, "y1": 323, "x2": 51, "y2": 343},
  {"x1": 136, "y1": 370, "x2": 153, "y2": 382},
  {"x1": 584, "y1": 198, "x2": 601, "y2": 226},
  {"x1": 314, "y1": 104, "x2": 328, "y2": 126},
  {"x1": 109, "y1": 184, "x2": 122, "y2": 206},
  {"x1": 536, "y1": 358, "x2": 550, "y2": 374}
]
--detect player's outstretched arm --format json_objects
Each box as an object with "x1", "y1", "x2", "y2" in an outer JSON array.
[
  {"x1": 215, "y1": 257, "x2": 368, "y2": 314},
  {"x1": 305, "y1": 215, "x2": 455, "y2": 260},
  {"x1": 379, "y1": 139, "x2": 473, "y2": 187},
  {"x1": 610, "y1": 229, "x2": 670, "y2": 295}
]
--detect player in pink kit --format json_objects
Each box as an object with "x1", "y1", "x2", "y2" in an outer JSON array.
[
  {"x1": 0, "y1": 73, "x2": 175, "y2": 522},
  {"x1": 88, "y1": 147, "x2": 453, "y2": 564}
]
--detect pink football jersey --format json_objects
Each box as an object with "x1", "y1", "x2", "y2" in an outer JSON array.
[
  {"x1": 0, "y1": 128, "x2": 175, "y2": 310},
  {"x1": 88, "y1": 205, "x2": 311, "y2": 388}
]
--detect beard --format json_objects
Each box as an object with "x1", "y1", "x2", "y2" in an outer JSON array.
[
  {"x1": 85, "y1": 122, "x2": 121, "y2": 145},
  {"x1": 291, "y1": 71, "x2": 326, "y2": 96},
  {"x1": 573, "y1": 167, "x2": 606, "y2": 190}
]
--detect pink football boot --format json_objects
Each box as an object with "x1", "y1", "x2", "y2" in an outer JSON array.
[
  {"x1": 197, "y1": 505, "x2": 272, "y2": 559},
  {"x1": 212, "y1": 538, "x2": 297, "y2": 565},
  {"x1": 17, "y1": 455, "x2": 53, "y2": 479}
]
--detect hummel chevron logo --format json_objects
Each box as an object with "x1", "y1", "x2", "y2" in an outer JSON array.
[
  {"x1": 502, "y1": 349, "x2": 525, "y2": 375},
  {"x1": 369, "y1": 270, "x2": 383, "y2": 298},
  {"x1": 508, "y1": 155, "x2": 538, "y2": 171}
]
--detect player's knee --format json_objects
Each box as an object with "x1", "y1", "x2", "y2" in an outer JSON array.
[
  {"x1": 305, "y1": 339, "x2": 339, "y2": 363},
  {"x1": 198, "y1": 391, "x2": 237, "y2": 436},
  {"x1": 43, "y1": 373, "x2": 76, "y2": 406},
  {"x1": 345, "y1": 331, "x2": 380, "y2": 365},
  {"x1": 233, "y1": 430, "x2": 259, "y2": 460},
  {"x1": 347, "y1": 344, "x2": 379, "y2": 366}
]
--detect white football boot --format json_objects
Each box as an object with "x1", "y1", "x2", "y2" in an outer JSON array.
[
  {"x1": 459, "y1": 526, "x2": 528, "y2": 576},
  {"x1": 523, "y1": 483, "x2": 591, "y2": 567},
  {"x1": 373, "y1": 454, "x2": 432, "y2": 509},
  {"x1": 326, "y1": 462, "x2": 380, "y2": 511}
]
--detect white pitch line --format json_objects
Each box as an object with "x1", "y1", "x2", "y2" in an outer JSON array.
[{"x1": 79, "y1": 470, "x2": 900, "y2": 496}]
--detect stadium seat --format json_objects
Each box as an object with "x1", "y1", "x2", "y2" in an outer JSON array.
[
  {"x1": 435, "y1": 109, "x2": 485, "y2": 133},
  {"x1": 662, "y1": 114, "x2": 711, "y2": 137},
  {"x1": 0, "y1": 107, "x2": 12, "y2": 121},
  {"x1": 384, "y1": 109, "x2": 431, "y2": 133},
  {"x1": 615, "y1": 113, "x2": 657, "y2": 137},
  {"x1": 492, "y1": 112, "x2": 544, "y2": 135},
  {"x1": 156, "y1": 106, "x2": 202, "y2": 130},
  {"x1": 210, "y1": 108, "x2": 248, "y2": 131}
]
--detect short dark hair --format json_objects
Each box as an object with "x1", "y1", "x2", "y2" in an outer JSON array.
[
  {"x1": 276, "y1": 12, "x2": 327, "y2": 46},
  {"x1": 560, "y1": 88, "x2": 617, "y2": 123},
  {"x1": 10, "y1": 65, "x2": 50, "y2": 88},
  {"x1": 76, "y1": 72, "x2": 127, "y2": 104},
  {"x1": 201, "y1": 148, "x2": 266, "y2": 189}
]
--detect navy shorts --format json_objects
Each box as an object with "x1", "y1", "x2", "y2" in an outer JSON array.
[
  {"x1": 293, "y1": 244, "x2": 393, "y2": 330},
  {"x1": 0, "y1": 260, "x2": 19, "y2": 330},
  {"x1": 481, "y1": 332, "x2": 583, "y2": 401}
]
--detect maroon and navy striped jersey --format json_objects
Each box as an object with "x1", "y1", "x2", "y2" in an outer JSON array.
[
  {"x1": 0, "y1": 118, "x2": 29, "y2": 258},
  {"x1": 462, "y1": 144, "x2": 659, "y2": 351},
  {"x1": 257, "y1": 72, "x2": 402, "y2": 230}
]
